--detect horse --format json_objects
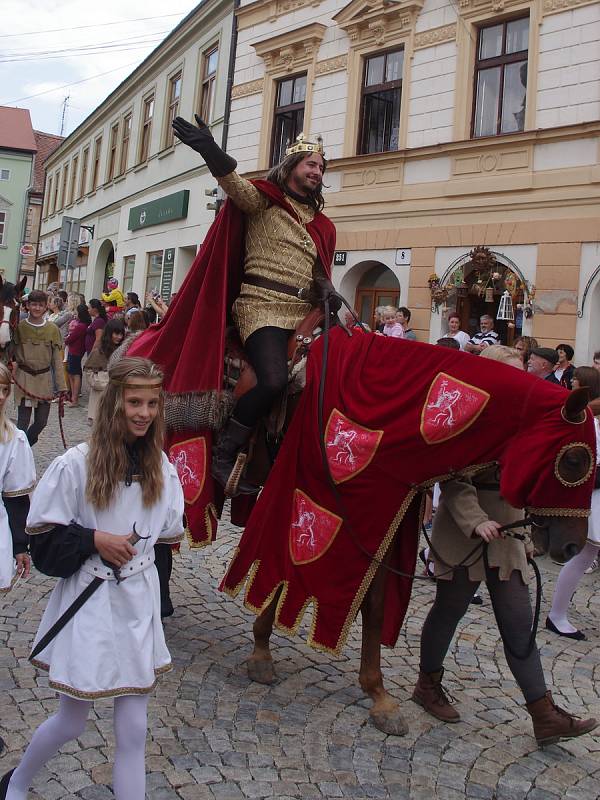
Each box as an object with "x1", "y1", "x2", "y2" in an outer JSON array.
[
  {"x1": 0, "y1": 276, "x2": 26, "y2": 359},
  {"x1": 219, "y1": 329, "x2": 597, "y2": 736}
]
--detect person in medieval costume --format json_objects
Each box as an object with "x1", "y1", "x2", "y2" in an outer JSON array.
[
  {"x1": 0, "y1": 362, "x2": 36, "y2": 757},
  {"x1": 412, "y1": 346, "x2": 598, "y2": 747},
  {"x1": 170, "y1": 115, "x2": 339, "y2": 494},
  {"x1": 0, "y1": 357, "x2": 185, "y2": 800}
]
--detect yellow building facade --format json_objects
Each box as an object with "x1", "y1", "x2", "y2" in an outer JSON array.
[{"x1": 226, "y1": 0, "x2": 600, "y2": 363}]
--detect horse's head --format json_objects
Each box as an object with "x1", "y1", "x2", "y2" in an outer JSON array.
[
  {"x1": 0, "y1": 275, "x2": 27, "y2": 307},
  {"x1": 500, "y1": 387, "x2": 596, "y2": 563},
  {"x1": 0, "y1": 276, "x2": 27, "y2": 349}
]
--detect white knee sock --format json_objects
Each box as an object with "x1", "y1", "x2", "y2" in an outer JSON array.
[
  {"x1": 112, "y1": 694, "x2": 149, "y2": 800},
  {"x1": 548, "y1": 541, "x2": 598, "y2": 633},
  {"x1": 7, "y1": 695, "x2": 91, "y2": 800}
]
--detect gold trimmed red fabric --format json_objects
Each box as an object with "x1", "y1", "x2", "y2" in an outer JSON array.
[
  {"x1": 325, "y1": 408, "x2": 383, "y2": 484},
  {"x1": 168, "y1": 436, "x2": 207, "y2": 505},
  {"x1": 289, "y1": 489, "x2": 342, "y2": 565},
  {"x1": 421, "y1": 372, "x2": 490, "y2": 445}
]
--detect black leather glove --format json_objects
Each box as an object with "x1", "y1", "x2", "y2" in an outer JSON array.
[
  {"x1": 307, "y1": 276, "x2": 343, "y2": 313},
  {"x1": 172, "y1": 115, "x2": 237, "y2": 177}
]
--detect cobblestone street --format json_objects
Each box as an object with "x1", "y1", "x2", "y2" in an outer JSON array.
[{"x1": 1, "y1": 399, "x2": 600, "y2": 799}]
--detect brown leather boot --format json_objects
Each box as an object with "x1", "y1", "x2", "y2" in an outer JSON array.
[
  {"x1": 412, "y1": 668, "x2": 460, "y2": 723},
  {"x1": 211, "y1": 418, "x2": 258, "y2": 496},
  {"x1": 526, "y1": 692, "x2": 598, "y2": 746}
]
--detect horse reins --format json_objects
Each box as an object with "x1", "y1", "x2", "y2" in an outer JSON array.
[
  {"x1": 317, "y1": 293, "x2": 543, "y2": 659},
  {"x1": 10, "y1": 371, "x2": 69, "y2": 451}
]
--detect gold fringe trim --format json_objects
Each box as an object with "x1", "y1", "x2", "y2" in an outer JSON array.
[
  {"x1": 3, "y1": 483, "x2": 36, "y2": 498},
  {"x1": 222, "y1": 486, "x2": 422, "y2": 656},
  {"x1": 528, "y1": 506, "x2": 590, "y2": 517},
  {"x1": 156, "y1": 532, "x2": 185, "y2": 545},
  {"x1": 30, "y1": 660, "x2": 172, "y2": 699},
  {"x1": 185, "y1": 503, "x2": 218, "y2": 549},
  {"x1": 26, "y1": 523, "x2": 55, "y2": 536}
]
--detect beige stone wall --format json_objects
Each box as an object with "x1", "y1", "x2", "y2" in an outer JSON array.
[{"x1": 334, "y1": 217, "x2": 600, "y2": 351}]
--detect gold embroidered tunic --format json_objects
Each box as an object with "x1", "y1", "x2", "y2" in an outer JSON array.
[{"x1": 218, "y1": 171, "x2": 316, "y2": 343}]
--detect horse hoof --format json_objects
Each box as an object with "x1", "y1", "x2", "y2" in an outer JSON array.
[
  {"x1": 370, "y1": 710, "x2": 409, "y2": 736},
  {"x1": 247, "y1": 658, "x2": 275, "y2": 684}
]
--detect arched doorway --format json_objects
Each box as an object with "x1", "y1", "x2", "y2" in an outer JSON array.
[
  {"x1": 440, "y1": 248, "x2": 528, "y2": 345},
  {"x1": 353, "y1": 262, "x2": 401, "y2": 329},
  {"x1": 94, "y1": 239, "x2": 115, "y2": 297}
]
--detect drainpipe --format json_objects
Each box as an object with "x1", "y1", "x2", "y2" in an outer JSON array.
[
  {"x1": 221, "y1": 0, "x2": 240, "y2": 153},
  {"x1": 18, "y1": 152, "x2": 35, "y2": 284}
]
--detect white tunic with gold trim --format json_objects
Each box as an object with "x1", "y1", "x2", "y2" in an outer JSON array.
[
  {"x1": 0, "y1": 428, "x2": 36, "y2": 591},
  {"x1": 26, "y1": 444, "x2": 184, "y2": 699}
]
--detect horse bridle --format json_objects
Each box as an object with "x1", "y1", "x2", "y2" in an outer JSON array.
[{"x1": 317, "y1": 292, "x2": 544, "y2": 659}]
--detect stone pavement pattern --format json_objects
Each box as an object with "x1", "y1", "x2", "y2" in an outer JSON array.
[{"x1": 1, "y1": 400, "x2": 600, "y2": 799}]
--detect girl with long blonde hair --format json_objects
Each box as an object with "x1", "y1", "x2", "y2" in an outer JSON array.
[
  {"x1": 2, "y1": 357, "x2": 184, "y2": 800},
  {"x1": 0, "y1": 362, "x2": 36, "y2": 596}
]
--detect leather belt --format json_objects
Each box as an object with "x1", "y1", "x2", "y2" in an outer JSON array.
[
  {"x1": 243, "y1": 274, "x2": 310, "y2": 301},
  {"x1": 475, "y1": 483, "x2": 501, "y2": 491},
  {"x1": 16, "y1": 363, "x2": 51, "y2": 376},
  {"x1": 80, "y1": 549, "x2": 155, "y2": 581}
]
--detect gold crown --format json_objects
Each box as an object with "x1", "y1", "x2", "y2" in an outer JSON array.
[{"x1": 285, "y1": 132, "x2": 325, "y2": 157}]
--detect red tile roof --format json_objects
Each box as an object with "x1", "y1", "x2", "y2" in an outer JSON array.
[
  {"x1": 0, "y1": 106, "x2": 37, "y2": 153},
  {"x1": 32, "y1": 130, "x2": 64, "y2": 194}
]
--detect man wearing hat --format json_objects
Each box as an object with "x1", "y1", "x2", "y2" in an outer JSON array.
[{"x1": 528, "y1": 347, "x2": 560, "y2": 383}]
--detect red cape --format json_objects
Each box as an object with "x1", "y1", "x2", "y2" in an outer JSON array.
[
  {"x1": 129, "y1": 180, "x2": 336, "y2": 545},
  {"x1": 220, "y1": 329, "x2": 596, "y2": 654}
]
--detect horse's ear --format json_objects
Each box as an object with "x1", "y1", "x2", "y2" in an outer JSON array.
[
  {"x1": 562, "y1": 387, "x2": 590, "y2": 422},
  {"x1": 17, "y1": 277, "x2": 27, "y2": 293}
]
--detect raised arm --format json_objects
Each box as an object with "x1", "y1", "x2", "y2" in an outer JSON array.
[{"x1": 172, "y1": 115, "x2": 267, "y2": 214}]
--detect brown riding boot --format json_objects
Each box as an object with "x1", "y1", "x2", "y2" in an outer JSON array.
[
  {"x1": 211, "y1": 418, "x2": 258, "y2": 496},
  {"x1": 526, "y1": 691, "x2": 598, "y2": 746},
  {"x1": 412, "y1": 668, "x2": 460, "y2": 723}
]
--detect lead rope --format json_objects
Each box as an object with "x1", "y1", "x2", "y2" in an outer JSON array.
[
  {"x1": 317, "y1": 295, "x2": 543, "y2": 656},
  {"x1": 11, "y1": 371, "x2": 69, "y2": 451}
]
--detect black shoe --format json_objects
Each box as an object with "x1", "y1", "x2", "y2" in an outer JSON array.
[
  {"x1": 470, "y1": 593, "x2": 483, "y2": 605},
  {"x1": 545, "y1": 616, "x2": 586, "y2": 640},
  {"x1": 0, "y1": 769, "x2": 15, "y2": 799}
]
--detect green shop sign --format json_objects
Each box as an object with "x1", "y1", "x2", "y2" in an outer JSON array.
[{"x1": 128, "y1": 190, "x2": 189, "y2": 231}]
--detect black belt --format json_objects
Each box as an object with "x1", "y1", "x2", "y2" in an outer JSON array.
[
  {"x1": 16, "y1": 364, "x2": 51, "y2": 376},
  {"x1": 475, "y1": 483, "x2": 501, "y2": 491},
  {"x1": 243, "y1": 275, "x2": 309, "y2": 301}
]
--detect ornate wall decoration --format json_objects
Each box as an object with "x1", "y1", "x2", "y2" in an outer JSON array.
[
  {"x1": 334, "y1": 0, "x2": 424, "y2": 47},
  {"x1": 252, "y1": 22, "x2": 327, "y2": 74},
  {"x1": 315, "y1": 55, "x2": 348, "y2": 75},
  {"x1": 231, "y1": 78, "x2": 265, "y2": 99},
  {"x1": 542, "y1": 0, "x2": 598, "y2": 13},
  {"x1": 414, "y1": 23, "x2": 457, "y2": 49}
]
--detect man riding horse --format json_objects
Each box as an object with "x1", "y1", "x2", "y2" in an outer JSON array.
[{"x1": 129, "y1": 119, "x2": 339, "y2": 542}]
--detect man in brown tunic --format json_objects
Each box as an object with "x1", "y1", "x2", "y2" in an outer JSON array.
[
  {"x1": 413, "y1": 345, "x2": 597, "y2": 746},
  {"x1": 12, "y1": 290, "x2": 67, "y2": 445}
]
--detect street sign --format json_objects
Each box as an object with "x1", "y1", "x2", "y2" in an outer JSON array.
[
  {"x1": 20, "y1": 244, "x2": 35, "y2": 257},
  {"x1": 334, "y1": 251, "x2": 347, "y2": 266},
  {"x1": 161, "y1": 248, "x2": 175, "y2": 300},
  {"x1": 58, "y1": 217, "x2": 81, "y2": 269},
  {"x1": 128, "y1": 190, "x2": 189, "y2": 231}
]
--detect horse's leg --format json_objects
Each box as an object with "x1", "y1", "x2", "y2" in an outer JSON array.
[
  {"x1": 247, "y1": 588, "x2": 281, "y2": 684},
  {"x1": 359, "y1": 549, "x2": 408, "y2": 736}
]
